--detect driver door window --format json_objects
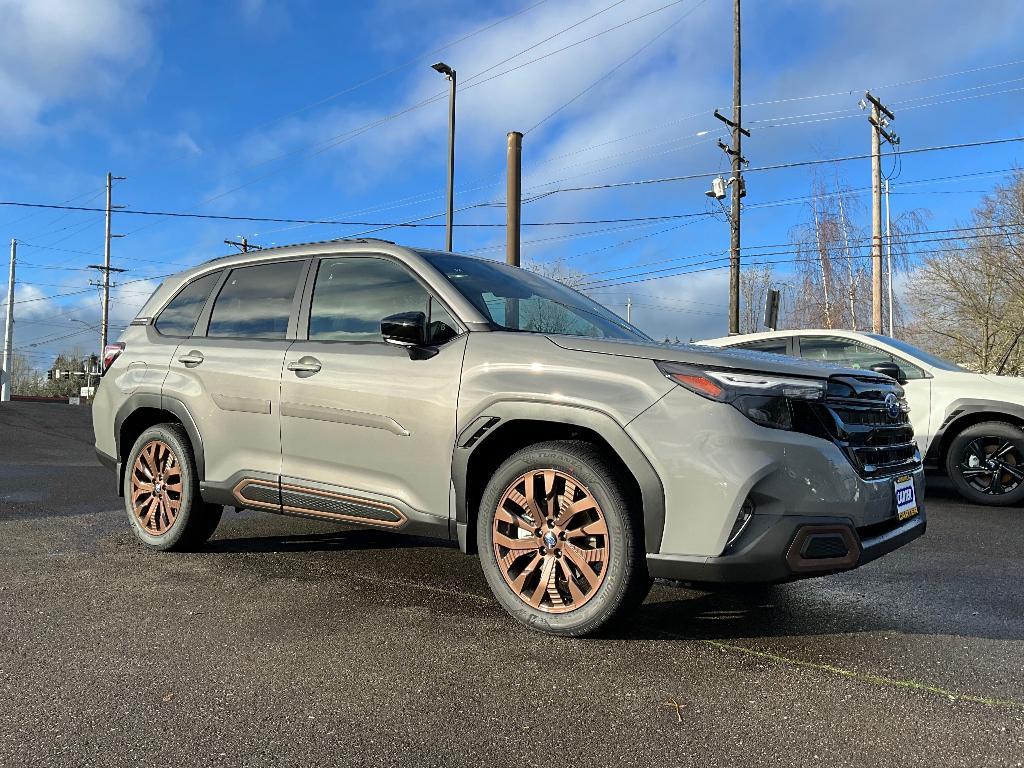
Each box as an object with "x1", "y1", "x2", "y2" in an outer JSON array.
[
  {"x1": 797, "y1": 336, "x2": 924, "y2": 379},
  {"x1": 309, "y1": 257, "x2": 458, "y2": 344}
]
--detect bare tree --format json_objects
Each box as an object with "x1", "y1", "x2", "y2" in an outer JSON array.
[
  {"x1": 906, "y1": 171, "x2": 1024, "y2": 373},
  {"x1": 785, "y1": 174, "x2": 925, "y2": 332},
  {"x1": 739, "y1": 260, "x2": 774, "y2": 333}
]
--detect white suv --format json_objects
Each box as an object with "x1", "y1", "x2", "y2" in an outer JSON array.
[{"x1": 702, "y1": 329, "x2": 1024, "y2": 507}]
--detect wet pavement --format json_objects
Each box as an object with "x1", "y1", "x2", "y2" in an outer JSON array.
[{"x1": 1, "y1": 401, "x2": 1022, "y2": 767}]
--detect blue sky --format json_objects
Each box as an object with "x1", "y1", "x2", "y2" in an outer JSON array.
[{"x1": 2, "y1": 0, "x2": 1023, "y2": 367}]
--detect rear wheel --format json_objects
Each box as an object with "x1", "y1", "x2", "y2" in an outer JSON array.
[
  {"x1": 124, "y1": 424, "x2": 223, "y2": 550},
  {"x1": 945, "y1": 422, "x2": 1024, "y2": 507},
  {"x1": 477, "y1": 440, "x2": 649, "y2": 636}
]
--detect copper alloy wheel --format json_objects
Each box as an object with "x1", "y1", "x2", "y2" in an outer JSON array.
[
  {"x1": 492, "y1": 469, "x2": 609, "y2": 614},
  {"x1": 130, "y1": 440, "x2": 183, "y2": 535}
]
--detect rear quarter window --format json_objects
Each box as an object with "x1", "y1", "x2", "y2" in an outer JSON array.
[{"x1": 154, "y1": 272, "x2": 221, "y2": 337}]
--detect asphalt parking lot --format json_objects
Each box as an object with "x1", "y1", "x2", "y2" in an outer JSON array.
[{"x1": 1, "y1": 401, "x2": 1022, "y2": 767}]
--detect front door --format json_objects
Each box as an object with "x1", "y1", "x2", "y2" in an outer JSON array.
[{"x1": 279, "y1": 255, "x2": 466, "y2": 524}]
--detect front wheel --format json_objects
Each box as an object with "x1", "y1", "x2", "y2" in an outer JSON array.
[
  {"x1": 477, "y1": 440, "x2": 650, "y2": 636},
  {"x1": 945, "y1": 422, "x2": 1024, "y2": 507}
]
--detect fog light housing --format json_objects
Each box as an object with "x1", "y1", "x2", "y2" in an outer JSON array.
[{"x1": 725, "y1": 498, "x2": 755, "y2": 551}]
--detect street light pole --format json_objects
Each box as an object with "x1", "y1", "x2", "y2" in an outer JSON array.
[{"x1": 432, "y1": 62, "x2": 457, "y2": 252}]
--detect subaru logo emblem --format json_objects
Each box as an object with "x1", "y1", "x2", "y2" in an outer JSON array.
[
  {"x1": 884, "y1": 392, "x2": 902, "y2": 418},
  {"x1": 543, "y1": 532, "x2": 557, "y2": 549}
]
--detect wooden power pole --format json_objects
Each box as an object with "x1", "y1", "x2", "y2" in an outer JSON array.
[
  {"x1": 713, "y1": 0, "x2": 748, "y2": 334},
  {"x1": 864, "y1": 92, "x2": 896, "y2": 334},
  {"x1": 94, "y1": 172, "x2": 126, "y2": 355}
]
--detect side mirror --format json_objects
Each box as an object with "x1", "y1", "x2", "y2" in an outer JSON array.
[
  {"x1": 381, "y1": 312, "x2": 426, "y2": 347},
  {"x1": 870, "y1": 361, "x2": 905, "y2": 384},
  {"x1": 381, "y1": 312, "x2": 437, "y2": 360}
]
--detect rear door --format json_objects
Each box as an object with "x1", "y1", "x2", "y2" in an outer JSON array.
[
  {"x1": 163, "y1": 259, "x2": 308, "y2": 495},
  {"x1": 279, "y1": 255, "x2": 466, "y2": 524}
]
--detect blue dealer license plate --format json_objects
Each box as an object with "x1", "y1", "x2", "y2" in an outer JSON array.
[{"x1": 894, "y1": 475, "x2": 919, "y2": 521}]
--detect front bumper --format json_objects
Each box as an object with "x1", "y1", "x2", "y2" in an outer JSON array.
[{"x1": 646, "y1": 510, "x2": 926, "y2": 583}]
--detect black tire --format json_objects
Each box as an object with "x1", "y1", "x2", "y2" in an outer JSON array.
[
  {"x1": 945, "y1": 421, "x2": 1024, "y2": 507},
  {"x1": 477, "y1": 440, "x2": 650, "y2": 636},
  {"x1": 123, "y1": 423, "x2": 223, "y2": 550}
]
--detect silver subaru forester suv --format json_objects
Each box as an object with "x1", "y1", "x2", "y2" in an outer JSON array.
[{"x1": 93, "y1": 240, "x2": 925, "y2": 636}]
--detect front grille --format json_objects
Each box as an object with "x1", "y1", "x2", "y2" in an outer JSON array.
[{"x1": 815, "y1": 375, "x2": 921, "y2": 479}]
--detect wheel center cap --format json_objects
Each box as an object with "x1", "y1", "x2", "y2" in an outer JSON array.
[
  {"x1": 543, "y1": 532, "x2": 557, "y2": 549},
  {"x1": 154, "y1": 481, "x2": 163, "y2": 494}
]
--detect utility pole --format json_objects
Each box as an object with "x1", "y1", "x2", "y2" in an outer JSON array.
[
  {"x1": 863, "y1": 92, "x2": 896, "y2": 334},
  {"x1": 884, "y1": 177, "x2": 894, "y2": 337},
  {"x1": 225, "y1": 238, "x2": 261, "y2": 253},
  {"x1": 626, "y1": 296, "x2": 632, "y2": 324},
  {"x1": 713, "y1": 0, "x2": 749, "y2": 334},
  {"x1": 506, "y1": 131, "x2": 523, "y2": 267},
  {"x1": 1, "y1": 239, "x2": 15, "y2": 402},
  {"x1": 432, "y1": 62, "x2": 457, "y2": 252},
  {"x1": 97, "y1": 172, "x2": 126, "y2": 355}
]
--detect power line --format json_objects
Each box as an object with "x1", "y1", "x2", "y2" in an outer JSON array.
[
  {"x1": 242, "y1": 0, "x2": 552, "y2": 135},
  {"x1": 576, "y1": 225, "x2": 1024, "y2": 289},
  {"x1": 0, "y1": 273, "x2": 172, "y2": 309},
  {"x1": 524, "y1": 0, "x2": 710, "y2": 135},
  {"x1": 532, "y1": 136, "x2": 1024, "y2": 196}
]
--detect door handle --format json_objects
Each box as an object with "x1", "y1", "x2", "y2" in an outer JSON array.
[
  {"x1": 287, "y1": 356, "x2": 322, "y2": 377},
  {"x1": 178, "y1": 351, "x2": 204, "y2": 367}
]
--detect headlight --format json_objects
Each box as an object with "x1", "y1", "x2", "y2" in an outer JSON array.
[{"x1": 656, "y1": 361, "x2": 826, "y2": 430}]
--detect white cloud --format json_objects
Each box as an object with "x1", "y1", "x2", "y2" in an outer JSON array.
[{"x1": 0, "y1": 0, "x2": 154, "y2": 138}]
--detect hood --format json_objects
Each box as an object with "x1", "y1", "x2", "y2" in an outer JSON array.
[
  {"x1": 973, "y1": 373, "x2": 1024, "y2": 403},
  {"x1": 547, "y1": 335, "x2": 872, "y2": 380}
]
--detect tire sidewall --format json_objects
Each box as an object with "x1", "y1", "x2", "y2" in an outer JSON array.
[
  {"x1": 123, "y1": 424, "x2": 198, "y2": 550},
  {"x1": 945, "y1": 422, "x2": 1024, "y2": 507},
  {"x1": 476, "y1": 443, "x2": 640, "y2": 636}
]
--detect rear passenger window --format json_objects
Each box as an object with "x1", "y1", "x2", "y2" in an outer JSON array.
[
  {"x1": 155, "y1": 272, "x2": 221, "y2": 337},
  {"x1": 309, "y1": 257, "x2": 457, "y2": 344},
  {"x1": 736, "y1": 338, "x2": 790, "y2": 355},
  {"x1": 207, "y1": 261, "x2": 304, "y2": 339}
]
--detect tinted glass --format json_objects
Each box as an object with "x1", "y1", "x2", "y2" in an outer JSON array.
[
  {"x1": 155, "y1": 272, "x2": 220, "y2": 337},
  {"x1": 864, "y1": 333, "x2": 969, "y2": 372},
  {"x1": 310, "y1": 257, "x2": 457, "y2": 344},
  {"x1": 736, "y1": 338, "x2": 789, "y2": 355},
  {"x1": 207, "y1": 260, "x2": 303, "y2": 339},
  {"x1": 422, "y1": 252, "x2": 647, "y2": 342},
  {"x1": 798, "y1": 336, "x2": 925, "y2": 380}
]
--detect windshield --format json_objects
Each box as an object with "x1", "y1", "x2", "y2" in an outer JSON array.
[
  {"x1": 422, "y1": 253, "x2": 649, "y2": 342},
  {"x1": 866, "y1": 333, "x2": 970, "y2": 372}
]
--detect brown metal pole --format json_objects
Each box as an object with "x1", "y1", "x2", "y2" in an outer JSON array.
[{"x1": 506, "y1": 131, "x2": 522, "y2": 267}]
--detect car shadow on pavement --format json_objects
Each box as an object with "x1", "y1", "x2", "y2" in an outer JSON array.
[
  {"x1": 620, "y1": 579, "x2": 1022, "y2": 642},
  {"x1": 202, "y1": 527, "x2": 455, "y2": 555}
]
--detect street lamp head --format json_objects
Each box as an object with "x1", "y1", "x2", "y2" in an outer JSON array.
[{"x1": 431, "y1": 61, "x2": 454, "y2": 77}]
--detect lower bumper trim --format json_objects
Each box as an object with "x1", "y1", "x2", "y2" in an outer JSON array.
[{"x1": 647, "y1": 513, "x2": 926, "y2": 584}]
